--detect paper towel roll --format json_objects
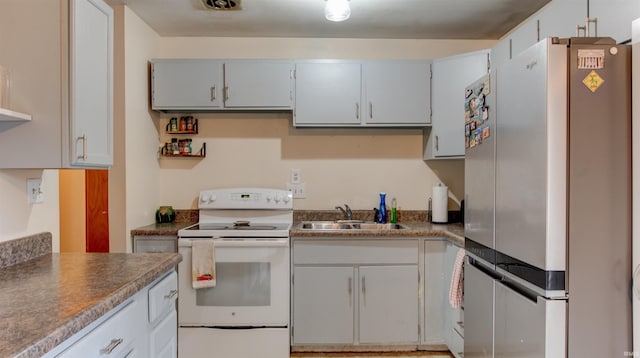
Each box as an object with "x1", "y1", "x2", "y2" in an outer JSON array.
[{"x1": 431, "y1": 184, "x2": 448, "y2": 224}]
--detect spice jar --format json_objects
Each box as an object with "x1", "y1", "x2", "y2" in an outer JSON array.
[
  {"x1": 186, "y1": 116, "x2": 194, "y2": 131},
  {"x1": 179, "y1": 117, "x2": 187, "y2": 131},
  {"x1": 169, "y1": 117, "x2": 178, "y2": 132}
]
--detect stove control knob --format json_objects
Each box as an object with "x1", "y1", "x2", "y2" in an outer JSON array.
[
  {"x1": 266, "y1": 193, "x2": 274, "y2": 202},
  {"x1": 200, "y1": 193, "x2": 210, "y2": 203},
  {"x1": 283, "y1": 194, "x2": 290, "y2": 203},
  {"x1": 209, "y1": 194, "x2": 216, "y2": 202},
  {"x1": 275, "y1": 194, "x2": 282, "y2": 203}
]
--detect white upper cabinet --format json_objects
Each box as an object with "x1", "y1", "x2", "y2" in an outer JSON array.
[
  {"x1": 151, "y1": 59, "x2": 293, "y2": 111},
  {"x1": 363, "y1": 61, "x2": 431, "y2": 126},
  {"x1": 426, "y1": 50, "x2": 489, "y2": 159},
  {"x1": 70, "y1": 0, "x2": 114, "y2": 167},
  {"x1": 223, "y1": 61, "x2": 293, "y2": 108},
  {"x1": 538, "y1": 0, "x2": 588, "y2": 40},
  {"x1": 0, "y1": 0, "x2": 113, "y2": 168},
  {"x1": 589, "y1": 0, "x2": 640, "y2": 43},
  {"x1": 152, "y1": 59, "x2": 223, "y2": 110},
  {"x1": 294, "y1": 61, "x2": 362, "y2": 126},
  {"x1": 294, "y1": 60, "x2": 431, "y2": 127}
]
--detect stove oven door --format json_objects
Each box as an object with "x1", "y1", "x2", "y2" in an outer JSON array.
[{"x1": 178, "y1": 237, "x2": 289, "y2": 327}]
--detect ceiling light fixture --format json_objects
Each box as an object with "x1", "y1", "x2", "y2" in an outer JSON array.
[{"x1": 325, "y1": 0, "x2": 350, "y2": 22}]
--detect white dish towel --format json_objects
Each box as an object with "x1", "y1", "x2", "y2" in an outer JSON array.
[
  {"x1": 449, "y1": 247, "x2": 465, "y2": 309},
  {"x1": 192, "y1": 239, "x2": 217, "y2": 289}
]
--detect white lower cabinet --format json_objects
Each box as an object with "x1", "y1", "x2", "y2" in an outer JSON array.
[
  {"x1": 49, "y1": 270, "x2": 177, "y2": 358},
  {"x1": 291, "y1": 239, "x2": 419, "y2": 347},
  {"x1": 358, "y1": 265, "x2": 419, "y2": 344},
  {"x1": 443, "y1": 242, "x2": 464, "y2": 358},
  {"x1": 292, "y1": 266, "x2": 355, "y2": 344},
  {"x1": 423, "y1": 240, "x2": 446, "y2": 346},
  {"x1": 151, "y1": 310, "x2": 178, "y2": 358}
]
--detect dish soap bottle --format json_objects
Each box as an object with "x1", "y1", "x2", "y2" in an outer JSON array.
[
  {"x1": 390, "y1": 197, "x2": 398, "y2": 224},
  {"x1": 379, "y1": 192, "x2": 387, "y2": 224}
]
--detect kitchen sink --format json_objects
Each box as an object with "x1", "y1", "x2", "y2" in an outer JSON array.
[{"x1": 299, "y1": 221, "x2": 409, "y2": 231}]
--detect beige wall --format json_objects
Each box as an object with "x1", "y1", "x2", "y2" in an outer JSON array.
[
  {"x1": 123, "y1": 6, "x2": 162, "y2": 252},
  {"x1": 0, "y1": 170, "x2": 60, "y2": 251}
]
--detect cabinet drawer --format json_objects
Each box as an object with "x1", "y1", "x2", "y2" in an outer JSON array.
[
  {"x1": 58, "y1": 297, "x2": 145, "y2": 357},
  {"x1": 133, "y1": 236, "x2": 177, "y2": 253},
  {"x1": 150, "y1": 310, "x2": 178, "y2": 358},
  {"x1": 148, "y1": 271, "x2": 178, "y2": 324},
  {"x1": 293, "y1": 239, "x2": 419, "y2": 264}
]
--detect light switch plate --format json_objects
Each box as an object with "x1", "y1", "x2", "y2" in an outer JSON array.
[
  {"x1": 27, "y1": 178, "x2": 44, "y2": 204},
  {"x1": 287, "y1": 182, "x2": 306, "y2": 198}
]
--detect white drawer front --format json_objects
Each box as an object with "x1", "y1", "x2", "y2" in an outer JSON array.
[
  {"x1": 58, "y1": 297, "x2": 145, "y2": 358},
  {"x1": 148, "y1": 271, "x2": 178, "y2": 324}
]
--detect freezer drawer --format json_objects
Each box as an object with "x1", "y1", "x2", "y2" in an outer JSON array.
[
  {"x1": 494, "y1": 279, "x2": 566, "y2": 357},
  {"x1": 464, "y1": 262, "x2": 494, "y2": 358}
]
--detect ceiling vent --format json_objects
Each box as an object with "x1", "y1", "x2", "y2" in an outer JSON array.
[{"x1": 201, "y1": 0, "x2": 241, "y2": 10}]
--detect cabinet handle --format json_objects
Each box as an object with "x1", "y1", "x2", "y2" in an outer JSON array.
[
  {"x1": 369, "y1": 102, "x2": 373, "y2": 118},
  {"x1": 435, "y1": 135, "x2": 439, "y2": 152},
  {"x1": 100, "y1": 338, "x2": 123, "y2": 355},
  {"x1": 348, "y1": 277, "x2": 352, "y2": 306},
  {"x1": 224, "y1": 86, "x2": 229, "y2": 102},
  {"x1": 164, "y1": 289, "x2": 178, "y2": 299},
  {"x1": 362, "y1": 276, "x2": 366, "y2": 295},
  {"x1": 211, "y1": 86, "x2": 216, "y2": 101},
  {"x1": 77, "y1": 134, "x2": 87, "y2": 160},
  {"x1": 356, "y1": 103, "x2": 359, "y2": 120}
]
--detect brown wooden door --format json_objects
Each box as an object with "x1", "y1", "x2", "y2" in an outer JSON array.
[{"x1": 85, "y1": 170, "x2": 109, "y2": 252}]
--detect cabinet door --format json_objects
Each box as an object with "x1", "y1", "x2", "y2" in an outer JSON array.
[
  {"x1": 294, "y1": 62, "x2": 361, "y2": 126},
  {"x1": 292, "y1": 266, "x2": 354, "y2": 344},
  {"x1": 364, "y1": 61, "x2": 430, "y2": 126},
  {"x1": 150, "y1": 310, "x2": 177, "y2": 358},
  {"x1": 358, "y1": 265, "x2": 419, "y2": 344},
  {"x1": 490, "y1": 38, "x2": 511, "y2": 72},
  {"x1": 224, "y1": 61, "x2": 292, "y2": 108},
  {"x1": 423, "y1": 240, "x2": 446, "y2": 345},
  {"x1": 538, "y1": 0, "x2": 588, "y2": 41},
  {"x1": 443, "y1": 243, "x2": 465, "y2": 354},
  {"x1": 69, "y1": 0, "x2": 113, "y2": 167},
  {"x1": 151, "y1": 59, "x2": 222, "y2": 110},
  {"x1": 430, "y1": 50, "x2": 489, "y2": 158},
  {"x1": 509, "y1": 19, "x2": 539, "y2": 60},
  {"x1": 590, "y1": 0, "x2": 640, "y2": 43}
]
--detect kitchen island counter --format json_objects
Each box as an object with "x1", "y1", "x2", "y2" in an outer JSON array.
[{"x1": 0, "y1": 234, "x2": 181, "y2": 358}]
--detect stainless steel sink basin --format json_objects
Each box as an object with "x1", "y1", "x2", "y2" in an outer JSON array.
[{"x1": 299, "y1": 221, "x2": 408, "y2": 231}]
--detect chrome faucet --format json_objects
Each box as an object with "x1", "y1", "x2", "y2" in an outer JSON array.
[{"x1": 335, "y1": 204, "x2": 353, "y2": 220}]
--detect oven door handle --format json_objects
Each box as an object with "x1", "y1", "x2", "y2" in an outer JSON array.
[{"x1": 213, "y1": 238, "x2": 289, "y2": 248}]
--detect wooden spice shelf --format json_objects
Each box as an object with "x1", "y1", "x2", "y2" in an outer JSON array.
[{"x1": 159, "y1": 143, "x2": 206, "y2": 158}]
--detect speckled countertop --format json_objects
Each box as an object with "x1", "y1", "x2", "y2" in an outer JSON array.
[
  {"x1": 129, "y1": 210, "x2": 465, "y2": 247},
  {"x1": 130, "y1": 221, "x2": 196, "y2": 236},
  {"x1": 291, "y1": 210, "x2": 464, "y2": 247},
  {"x1": 0, "y1": 234, "x2": 182, "y2": 358},
  {"x1": 290, "y1": 221, "x2": 464, "y2": 247}
]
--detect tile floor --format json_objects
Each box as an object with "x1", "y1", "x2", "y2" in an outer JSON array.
[{"x1": 290, "y1": 352, "x2": 453, "y2": 358}]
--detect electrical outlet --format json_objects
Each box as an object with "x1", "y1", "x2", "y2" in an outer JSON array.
[
  {"x1": 287, "y1": 182, "x2": 307, "y2": 199},
  {"x1": 291, "y1": 168, "x2": 301, "y2": 184},
  {"x1": 27, "y1": 178, "x2": 44, "y2": 204}
]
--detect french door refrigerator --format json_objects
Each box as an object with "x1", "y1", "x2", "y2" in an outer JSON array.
[{"x1": 464, "y1": 37, "x2": 631, "y2": 358}]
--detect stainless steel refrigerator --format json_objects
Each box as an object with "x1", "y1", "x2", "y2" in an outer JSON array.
[{"x1": 464, "y1": 37, "x2": 632, "y2": 357}]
